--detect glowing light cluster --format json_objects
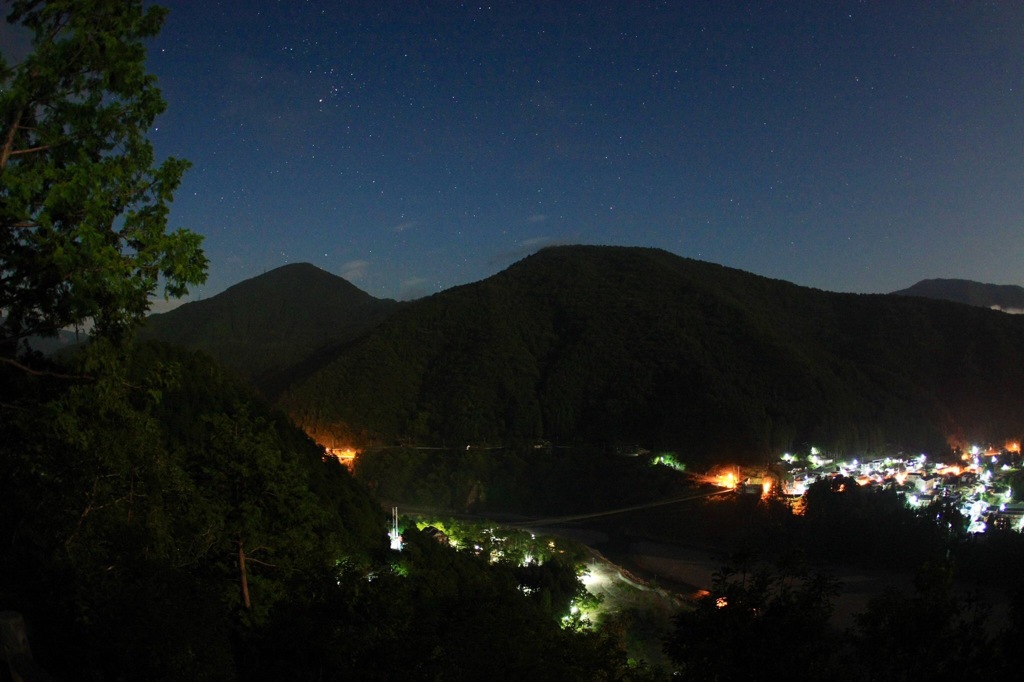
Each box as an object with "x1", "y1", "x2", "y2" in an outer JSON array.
[{"x1": 324, "y1": 446, "x2": 359, "y2": 470}]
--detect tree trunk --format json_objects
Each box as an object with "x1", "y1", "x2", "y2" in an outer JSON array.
[
  {"x1": 1, "y1": 610, "x2": 53, "y2": 682},
  {"x1": 237, "y1": 540, "x2": 251, "y2": 610},
  {"x1": 0, "y1": 107, "x2": 24, "y2": 174}
]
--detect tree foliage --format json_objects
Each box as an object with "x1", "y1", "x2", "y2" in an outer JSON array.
[
  {"x1": 851, "y1": 559, "x2": 1000, "y2": 681},
  {"x1": 665, "y1": 551, "x2": 843, "y2": 681},
  {"x1": 0, "y1": 342, "x2": 388, "y2": 680},
  {"x1": 664, "y1": 553, "x2": 1024, "y2": 681},
  {"x1": 0, "y1": 0, "x2": 206, "y2": 350}
]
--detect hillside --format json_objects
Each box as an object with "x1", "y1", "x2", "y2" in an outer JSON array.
[
  {"x1": 893, "y1": 278, "x2": 1024, "y2": 313},
  {"x1": 139, "y1": 262, "x2": 401, "y2": 394},
  {"x1": 276, "y1": 246, "x2": 1024, "y2": 462}
]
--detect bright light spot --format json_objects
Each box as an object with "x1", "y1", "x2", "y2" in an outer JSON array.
[{"x1": 324, "y1": 447, "x2": 359, "y2": 470}]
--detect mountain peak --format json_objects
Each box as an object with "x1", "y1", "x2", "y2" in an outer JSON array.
[
  {"x1": 893, "y1": 278, "x2": 1024, "y2": 312},
  {"x1": 140, "y1": 263, "x2": 400, "y2": 388}
]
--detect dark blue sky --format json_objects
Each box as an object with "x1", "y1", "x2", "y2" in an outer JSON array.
[{"x1": 144, "y1": 0, "x2": 1024, "y2": 304}]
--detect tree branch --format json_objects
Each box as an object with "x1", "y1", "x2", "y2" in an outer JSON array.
[
  {"x1": 0, "y1": 356, "x2": 92, "y2": 381},
  {"x1": 9, "y1": 144, "x2": 52, "y2": 157}
]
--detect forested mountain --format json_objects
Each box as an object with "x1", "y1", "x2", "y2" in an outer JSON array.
[
  {"x1": 274, "y1": 246, "x2": 1024, "y2": 462},
  {"x1": 893, "y1": 278, "x2": 1024, "y2": 313},
  {"x1": 139, "y1": 262, "x2": 402, "y2": 394},
  {"x1": 0, "y1": 341, "x2": 389, "y2": 678},
  {"x1": 3, "y1": 342, "x2": 640, "y2": 679}
]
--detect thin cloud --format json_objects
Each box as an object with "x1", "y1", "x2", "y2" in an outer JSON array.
[
  {"x1": 148, "y1": 297, "x2": 191, "y2": 315},
  {"x1": 488, "y1": 236, "x2": 572, "y2": 266},
  {"x1": 398, "y1": 277, "x2": 431, "y2": 301},
  {"x1": 527, "y1": 214, "x2": 548, "y2": 224},
  {"x1": 340, "y1": 260, "x2": 369, "y2": 281},
  {"x1": 393, "y1": 221, "x2": 416, "y2": 233}
]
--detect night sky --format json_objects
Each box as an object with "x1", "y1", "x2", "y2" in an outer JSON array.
[{"x1": 142, "y1": 1, "x2": 1024, "y2": 304}]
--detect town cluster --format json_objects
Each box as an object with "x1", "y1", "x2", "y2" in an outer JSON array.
[{"x1": 774, "y1": 443, "x2": 1024, "y2": 533}]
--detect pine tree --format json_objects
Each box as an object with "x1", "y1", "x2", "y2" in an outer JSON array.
[{"x1": 0, "y1": 0, "x2": 206, "y2": 353}]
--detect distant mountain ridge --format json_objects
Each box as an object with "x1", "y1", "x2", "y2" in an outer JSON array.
[
  {"x1": 893, "y1": 278, "x2": 1024, "y2": 313},
  {"x1": 139, "y1": 262, "x2": 401, "y2": 393},
  {"x1": 142, "y1": 248, "x2": 1024, "y2": 463},
  {"x1": 275, "y1": 246, "x2": 1024, "y2": 461}
]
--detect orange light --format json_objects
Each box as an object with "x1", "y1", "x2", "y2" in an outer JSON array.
[
  {"x1": 325, "y1": 447, "x2": 359, "y2": 469},
  {"x1": 761, "y1": 480, "x2": 772, "y2": 498},
  {"x1": 1007, "y1": 441, "x2": 1021, "y2": 453}
]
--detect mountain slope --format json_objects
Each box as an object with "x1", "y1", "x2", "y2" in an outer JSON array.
[
  {"x1": 893, "y1": 278, "x2": 1024, "y2": 313},
  {"x1": 139, "y1": 263, "x2": 401, "y2": 393},
  {"x1": 277, "y1": 246, "x2": 1024, "y2": 461}
]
